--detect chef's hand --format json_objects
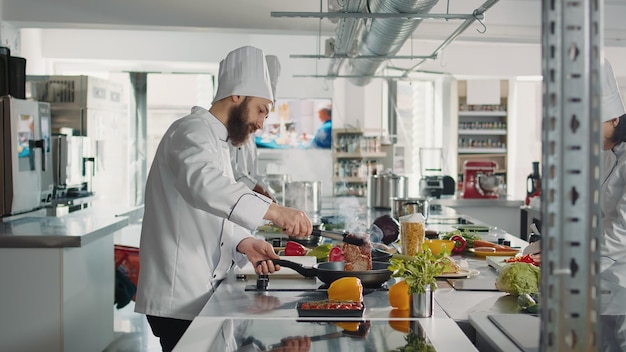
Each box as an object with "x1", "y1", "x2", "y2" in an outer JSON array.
[
  {"x1": 264, "y1": 203, "x2": 312, "y2": 238},
  {"x1": 237, "y1": 238, "x2": 281, "y2": 275},
  {"x1": 268, "y1": 336, "x2": 312, "y2": 352}
]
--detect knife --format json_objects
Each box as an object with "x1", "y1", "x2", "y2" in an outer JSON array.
[{"x1": 311, "y1": 229, "x2": 365, "y2": 246}]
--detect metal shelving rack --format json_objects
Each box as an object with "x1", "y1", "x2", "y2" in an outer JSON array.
[{"x1": 541, "y1": 0, "x2": 602, "y2": 350}]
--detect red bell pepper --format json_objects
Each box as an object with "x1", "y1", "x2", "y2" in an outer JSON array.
[
  {"x1": 285, "y1": 241, "x2": 308, "y2": 256},
  {"x1": 328, "y1": 246, "x2": 344, "y2": 262},
  {"x1": 449, "y1": 235, "x2": 468, "y2": 254}
]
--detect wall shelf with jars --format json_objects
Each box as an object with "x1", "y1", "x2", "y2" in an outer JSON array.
[
  {"x1": 332, "y1": 128, "x2": 386, "y2": 197},
  {"x1": 456, "y1": 80, "x2": 509, "y2": 187}
]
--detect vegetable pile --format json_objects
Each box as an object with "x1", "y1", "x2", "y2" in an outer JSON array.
[
  {"x1": 504, "y1": 254, "x2": 540, "y2": 266},
  {"x1": 495, "y1": 262, "x2": 541, "y2": 295},
  {"x1": 441, "y1": 230, "x2": 482, "y2": 252}
]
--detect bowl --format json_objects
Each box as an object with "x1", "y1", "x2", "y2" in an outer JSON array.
[
  {"x1": 477, "y1": 174, "x2": 502, "y2": 192},
  {"x1": 424, "y1": 239, "x2": 455, "y2": 256}
]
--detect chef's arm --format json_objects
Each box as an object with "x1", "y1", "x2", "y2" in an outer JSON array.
[
  {"x1": 601, "y1": 182, "x2": 626, "y2": 272},
  {"x1": 264, "y1": 203, "x2": 312, "y2": 237},
  {"x1": 253, "y1": 183, "x2": 277, "y2": 202}
]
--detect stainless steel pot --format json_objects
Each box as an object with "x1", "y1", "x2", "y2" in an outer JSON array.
[
  {"x1": 283, "y1": 181, "x2": 321, "y2": 215},
  {"x1": 367, "y1": 173, "x2": 408, "y2": 209},
  {"x1": 391, "y1": 197, "x2": 430, "y2": 220}
]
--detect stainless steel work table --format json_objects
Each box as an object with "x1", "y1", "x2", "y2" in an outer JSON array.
[
  {"x1": 175, "y1": 273, "x2": 477, "y2": 351},
  {"x1": 173, "y1": 205, "x2": 531, "y2": 351}
]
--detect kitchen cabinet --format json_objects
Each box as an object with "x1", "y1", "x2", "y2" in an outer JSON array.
[
  {"x1": 331, "y1": 128, "x2": 387, "y2": 197},
  {"x1": 456, "y1": 80, "x2": 509, "y2": 188},
  {"x1": 0, "y1": 207, "x2": 129, "y2": 352}
]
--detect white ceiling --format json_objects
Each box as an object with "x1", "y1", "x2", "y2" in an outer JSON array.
[{"x1": 4, "y1": 0, "x2": 626, "y2": 47}]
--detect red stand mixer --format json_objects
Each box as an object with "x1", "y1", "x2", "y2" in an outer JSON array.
[{"x1": 461, "y1": 160, "x2": 501, "y2": 199}]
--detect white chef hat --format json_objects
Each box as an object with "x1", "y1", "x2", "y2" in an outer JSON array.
[
  {"x1": 212, "y1": 46, "x2": 274, "y2": 104},
  {"x1": 602, "y1": 58, "x2": 626, "y2": 121},
  {"x1": 265, "y1": 55, "x2": 281, "y2": 100}
]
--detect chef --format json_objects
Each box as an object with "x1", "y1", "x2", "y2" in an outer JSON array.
[
  {"x1": 600, "y1": 58, "x2": 626, "y2": 350},
  {"x1": 134, "y1": 46, "x2": 312, "y2": 352},
  {"x1": 229, "y1": 55, "x2": 281, "y2": 202}
]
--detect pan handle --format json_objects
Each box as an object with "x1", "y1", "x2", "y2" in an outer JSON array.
[{"x1": 257, "y1": 259, "x2": 318, "y2": 278}]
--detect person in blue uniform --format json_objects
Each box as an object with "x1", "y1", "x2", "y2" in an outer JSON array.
[{"x1": 311, "y1": 107, "x2": 332, "y2": 149}]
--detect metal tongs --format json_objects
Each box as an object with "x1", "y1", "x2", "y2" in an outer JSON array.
[{"x1": 312, "y1": 229, "x2": 364, "y2": 246}]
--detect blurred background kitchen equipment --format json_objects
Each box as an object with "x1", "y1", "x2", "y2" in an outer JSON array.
[
  {"x1": 283, "y1": 181, "x2": 321, "y2": 216},
  {"x1": 1, "y1": 96, "x2": 52, "y2": 217},
  {"x1": 27, "y1": 75, "x2": 132, "y2": 207},
  {"x1": 51, "y1": 134, "x2": 96, "y2": 199},
  {"x1": 418, "y1": 147, "x2": 444, "y2": 198},
  {"x1": 525, "y1": 161, "x2": 541, "y2": 205},
  {"x1": 0, "y1": 46, "x2": 26, "y2": 99},
  {"x1": 367, "y1": 171, "x2": 408, "y2": 209},
  {"x1": 390, "y1": 197, "x2": 430, "y2": 220},
  {"x1": 263, "y1": 173, "x2": 291, "y2": 204},
  {"x1": 461, "y1": 160, "x2": 501, "y2": 199}
]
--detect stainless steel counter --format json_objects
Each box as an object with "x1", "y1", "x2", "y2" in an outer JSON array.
[
  {"x1": 171, "y1": 202, "x2": 533, "y2": 351},
  {"x1": 0, "y1": 205, "x2": 129, "y2": 247},
  {"x1": 431, "y1": 198, "x2": 525, "y2": 208}
]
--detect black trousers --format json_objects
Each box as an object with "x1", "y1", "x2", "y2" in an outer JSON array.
[{"x1": 146, "y1": 315, "x2": 192, "y2": 352}]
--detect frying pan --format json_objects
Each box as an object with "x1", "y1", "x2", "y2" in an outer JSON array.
[{"x1": 268, "y1": 259, "x2": 392, "y2": 288}]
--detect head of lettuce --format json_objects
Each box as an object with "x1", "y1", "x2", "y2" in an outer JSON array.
[{"x1": 495, "y1": 262, "x2": 541, "y2": 295}]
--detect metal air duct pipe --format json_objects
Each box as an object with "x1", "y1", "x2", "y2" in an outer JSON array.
[
  {"x1": 346, "y1": 0, "x2": 439, "y2": 86},
  {"x1": 326, "y1": 0, "x2": 367, "y2": 76}
]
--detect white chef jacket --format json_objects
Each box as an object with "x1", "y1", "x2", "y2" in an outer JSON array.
[
  {"x1": 229, "y1": 135, "x2": 267, "y2": 190},
  {"x1": 134, "y1": 106, "x2": 272, "y2": 321},
  {"x1": 601, "y1": 142, "x2": 626, "y2": 315}
]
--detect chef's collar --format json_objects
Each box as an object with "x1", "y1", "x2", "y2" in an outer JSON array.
[
  {"x1": 212, "y1": 46, "x2": 274, "y2": 105},
  {"x1": 602, "y1": 58, "x2": 626, "y2": 121}
]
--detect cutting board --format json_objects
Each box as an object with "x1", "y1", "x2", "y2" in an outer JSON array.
[
  {"x1": 486, "y1": 256, "x2": 514, "y2": 272},
  {"x1": 234, "y1": 256, "x2": 317, "y2": 277},
  {"x1": 488, "y1": 314, "x2": 540, "y2": 352},
  {"x1": 447, "y1": 278, "x2": 499, "y2": 291}
]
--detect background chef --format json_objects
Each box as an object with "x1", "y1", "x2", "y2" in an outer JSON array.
[
  {"x1": 599, "y1": 58, "x2": 626, "y2": 350},
  {"x1": 134, "y1": 45, "x2": 312, "y2": 352}
]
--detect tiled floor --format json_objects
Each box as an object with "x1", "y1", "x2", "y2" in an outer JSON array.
[{"x1": 103, "y1": 301, "x2": 162, "y2": 352}]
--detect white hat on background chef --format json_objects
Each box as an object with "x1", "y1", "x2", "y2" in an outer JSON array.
[
  {"x1": 602, "y1": 58, "x2": 626, "y2": 121},
  {"x1": 265, "y1": 55, "x2": 281, "y2": 100},
  {"x1": 212, "y1": 46, "x2": 274, "y2": 104}
]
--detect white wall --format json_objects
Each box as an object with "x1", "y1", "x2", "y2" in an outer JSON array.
[{"x1": 17, "y1": 28, "x2": 626, "y2": 201}]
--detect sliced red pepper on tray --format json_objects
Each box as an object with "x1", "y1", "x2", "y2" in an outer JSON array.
[
  {"x1": 285, "y1": 241, "x2": 309, "y2": 256},
  {"x1": 449, "y1": 235, "x2": 467, "y2": 254}
]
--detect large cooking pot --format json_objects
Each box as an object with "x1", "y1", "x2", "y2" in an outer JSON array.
[
  {"x1": 271, "y1": 259, "x2": 392, "y2": 288},
  {"x1": 283, "y1": 181, "x2": 322, "y2": 215},
  {"x1": 390, "y1": 197, "x2": 430, "y2": 220},
  {"x1": 367, "y1": 172, "x2": 408, "y2": 209}
]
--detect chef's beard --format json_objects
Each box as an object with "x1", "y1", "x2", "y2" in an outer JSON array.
[{"x1": 227, "y1": 97, "x2": 256, "y2": 147}]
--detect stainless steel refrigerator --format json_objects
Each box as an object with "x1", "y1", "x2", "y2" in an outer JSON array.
[{"x1": 0, "y1": 96, "x2": 52, "y2": 217}]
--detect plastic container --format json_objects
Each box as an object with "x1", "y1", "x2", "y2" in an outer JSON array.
[{"x1": 399, "y1": 213, "x2": 426, "y2": 256}]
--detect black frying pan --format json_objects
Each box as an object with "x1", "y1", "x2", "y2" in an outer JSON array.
[{"x1": 268, "y1": 259, "x2": 392, "y2": 288}]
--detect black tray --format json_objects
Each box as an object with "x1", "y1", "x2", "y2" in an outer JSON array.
[{"x1": 297, "y1": 301, "x2": 365, "y2": 318}]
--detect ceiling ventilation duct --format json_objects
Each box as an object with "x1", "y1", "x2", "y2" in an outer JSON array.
[
  {"x1": 341, "y1": 0, "x2": 440, "y2": 86},
  {"x1": 326, "y1": 0, "x2": 367, "y2": 75}
]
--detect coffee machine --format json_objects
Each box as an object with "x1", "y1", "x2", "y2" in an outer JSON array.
[{"x1": 462, "y1": 160, "x2": 501, "y2": 199}]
